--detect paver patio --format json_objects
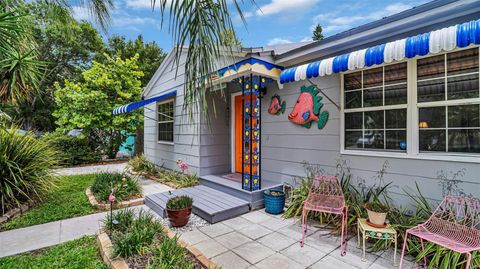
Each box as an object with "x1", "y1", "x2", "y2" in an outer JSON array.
[{"x1": 179, "y1": 209, "x2": 418, "y2": 269}]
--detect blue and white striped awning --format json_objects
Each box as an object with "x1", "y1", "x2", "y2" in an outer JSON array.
[
  {"x1": 112, "y1": 90, "x2": 176, "y2": 115},
  {"x1": 280, "y1": 18, "x2": 480, "y2": 84}
]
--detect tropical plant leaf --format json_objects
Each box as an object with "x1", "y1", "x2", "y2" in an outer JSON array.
[{"x1": 152, "y1": 0, "x2": 252, "y2": 119}]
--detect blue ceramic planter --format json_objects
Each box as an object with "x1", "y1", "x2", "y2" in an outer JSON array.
[{"x1": 263, "y1": 190, "x2": 285, "y2": 215}]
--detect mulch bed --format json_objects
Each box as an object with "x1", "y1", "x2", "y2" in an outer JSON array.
[{"x1": 125, "y1": 251, "x2": 205, "y2": 269}]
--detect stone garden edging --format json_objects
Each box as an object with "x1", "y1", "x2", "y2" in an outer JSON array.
[
  {"x1": 0, "y1": 202, "x2": 33, "y2": 224},
  {"x1": 97, "y1": 227, "x2": 219, "y2": 269},
  {"x1": 97, "y1": 232, "x2": 129, "y2": 269},
  {"x1": 164, "y1": 226, "x2": 219, "y2": 269},
  {"x1": 85, "y1": 187, "x2": 144, "y2": 210}
]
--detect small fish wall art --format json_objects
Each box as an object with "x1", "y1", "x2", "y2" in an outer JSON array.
[
  {"x1": 288, "y1": 85, "x2": 329, "y2": 129},
  {"x1": 267, "y1": 94, "x2": 286, "y2": 115}
]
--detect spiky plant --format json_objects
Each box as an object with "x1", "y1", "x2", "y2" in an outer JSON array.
[{"x1": 0, "y1": 125, "x2": 60, "y2": 214}]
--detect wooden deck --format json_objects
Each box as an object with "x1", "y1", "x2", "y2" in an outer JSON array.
[
  {"x1": 145, "y1": 185, "x2": 250, "y2": 223},
  {"x1": 199, "y1": 175, "x2": 283, "y2": 208}
]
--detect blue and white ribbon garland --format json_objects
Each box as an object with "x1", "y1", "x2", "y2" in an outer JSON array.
[{"x1": 280, "y1": 19, "x2": 480, "y2": 84}]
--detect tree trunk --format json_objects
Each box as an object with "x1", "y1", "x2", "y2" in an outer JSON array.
[
  {"x1": 134, "y1": 126, "x2": 144, "y2": 156},
  {"x1": 106, "y1": 130, "x2": 122, "y2": 159}
]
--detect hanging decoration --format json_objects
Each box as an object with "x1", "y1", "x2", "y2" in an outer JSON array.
[
  {"x1": 267, "y1": 94, "x2": 286, "y2": 115},
  {"x1": 288, "y1": 85, "x2": 329, "y2": 129}
]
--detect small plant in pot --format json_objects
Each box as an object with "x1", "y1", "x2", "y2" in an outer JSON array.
[
  {"x1": 264, "y1": 189, "x2": 286, "y2": 215},
  {"x1": 364, "y1": 201, "x2": 389, "y2": 227},
  {"x1": 166, "y1": 195, "x2": 193, "y2": 227}
]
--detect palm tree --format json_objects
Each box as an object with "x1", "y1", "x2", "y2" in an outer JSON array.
[
  {"x1": 0, "y1": 0, "x2": 114, "y2": 106},
  {"x1": 0, "y1": 7, "x2": 44, "y2": 105}
]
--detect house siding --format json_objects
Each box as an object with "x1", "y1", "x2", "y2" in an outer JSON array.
[
  {"x1": 198, "y1": 90, "x2": 230, "y2": 176},
  {"x1": 143, "y1": 52, "x2": 202, "y2": 174},
  {"x1": 260, "y1": 76, "x2": 480, "y2": 206}
]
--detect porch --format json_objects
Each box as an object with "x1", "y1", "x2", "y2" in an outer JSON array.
[
  {"x1": 145, "y1": 173, "x2": 283, "y2": 224},
  {"x1": 199, "y1": 174, "x2": 283, "y2": 209}
]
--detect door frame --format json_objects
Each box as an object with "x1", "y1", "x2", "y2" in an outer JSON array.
[{"x1": 230, "y1": 91, "x2": 242, "y2": 173}]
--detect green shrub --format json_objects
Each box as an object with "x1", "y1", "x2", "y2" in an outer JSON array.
[
  {"x1": 0, "y1": 126, "x2": 60, "y2": 213},
  {"x1": 45, "y1": 132, "x2": 101, "y2": 166},
  {"x1": 103, "y1": 209, "x2": 163, "y2": 258},
  {"x1": 147, "y1": 236, "x2": 194, "y2": 269},
  {"x1": 128, "y1": 154, "x2": 156, "y2": 174},
  {"x1": 91, "y1": 172, "x2": 142, "y2": 203},
  {"x1": 364, "y1": 201, "x2": 388, "y2": 213},
  {"x1": 102, "y1": 207, "x2": 135, "y2": 234},
  {"x1": 166, "y1": 196, "x2": 193, "y2": 210},
  {"x1": 156, "y1": 169, "x2": 198, "y2": 188}
]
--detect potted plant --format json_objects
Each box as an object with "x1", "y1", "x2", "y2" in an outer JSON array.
[
  {"x1": 166, "y1": 195, "x2": 193, "y2": 227},
  {"x1": 364, "y1": 201, "x2": 389, "y2": 227},
  {"x1": 264, "y1": 189, "x2": 285, "y2": 215}
]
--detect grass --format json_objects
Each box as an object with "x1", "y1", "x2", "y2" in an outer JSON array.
[
  {"x1": 0, "y1": 236, "x2": 107, "y2": 269},
  {"x1": 1, "y1": 174, "x2": 96, "y2": 231}
]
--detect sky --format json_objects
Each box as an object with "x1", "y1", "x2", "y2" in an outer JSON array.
[{"x1": 73, "y1": 0, "x2": 430, "y2": 52}]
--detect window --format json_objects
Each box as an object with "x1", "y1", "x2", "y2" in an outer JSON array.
[
  {"x1": 157, "y1": 99, "x2": 174, "y2": 142},
  {"x1": 417, "y1": 48, "x2": 480, "y2": 153},
  {"x1": 342, "y1": 47, "x2": 480, "y2": 157},
  {"x1": 344, "y1": 62, "x2": 407, "y2": 151}
]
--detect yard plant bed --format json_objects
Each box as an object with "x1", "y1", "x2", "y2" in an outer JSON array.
[
  {"x1": 0, "y1": 236, "x2": 106, "y2": 269},
  {"x1": 86, "y1": 187, "x2": 144, "y2": 210},
  {"x1": 90, "y1": 172, "x2": 142, "y2": 205},
  {"x1": 1, "y1": 174, "x2": 97, "y2": 231},
  {"x1": 102, "y1": 208, "x2": 210, "y2": 269},
  {"x1": 128, "y1": 154, "x2": 198, "y2": 189},
  {"x1": 88, "y1": 172, "x2": 143, "y2": 210}
]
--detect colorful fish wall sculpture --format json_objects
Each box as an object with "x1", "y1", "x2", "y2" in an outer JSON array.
[
  {"x1": 267, "y1": 94, "x2": 286, "y2": 115},
  {"x1": 288, "y1": 85, "x2": 329, "y2": 129}
]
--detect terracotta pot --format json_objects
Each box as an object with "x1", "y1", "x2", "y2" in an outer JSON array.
[
  {"x1": 366, "y1": 208, "x2": 387, "y2": 226},
  {"x1": 166, "y1": 206, "x2": 192, "y2": 227}
]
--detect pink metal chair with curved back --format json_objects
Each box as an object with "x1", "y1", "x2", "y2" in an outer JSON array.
[
  {"x1": 301, "y1": 175, "x2": 348, "y2": 256},
  {"x1": 399, "y1": 196, "x2": 480, "y2": 269}
]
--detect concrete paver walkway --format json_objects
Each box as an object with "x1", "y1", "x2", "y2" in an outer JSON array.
[
  {"x1": 54, "y1": 162, "x2": 128, "y2": 176},
  {"x1": 0, "y1": 211, "x2": 108, "y2": 258}
]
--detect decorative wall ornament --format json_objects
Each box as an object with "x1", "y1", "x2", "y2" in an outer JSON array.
[
  {"x1": 288, "y1": 85, "x2": 329, "y2": 129},
  {"x1": 267, "y1": 94, "x2": 286, "y2": 115}
]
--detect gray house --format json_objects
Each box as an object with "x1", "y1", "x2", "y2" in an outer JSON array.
[{"x1": 114, "y1": 0, "x2": 480, "y2": 220}]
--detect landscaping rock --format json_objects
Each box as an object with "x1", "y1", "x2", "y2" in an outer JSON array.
[{"x1": 157, "y1": 213, "x2": 210, "y2": 234}]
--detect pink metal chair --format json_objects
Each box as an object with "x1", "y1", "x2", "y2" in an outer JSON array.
[
  {"x1": 400, "y1": 196, "x2": 480, "y2": 269},
  {"x1": 301, "y1": 175, "x2": 348, "y2": 256}
]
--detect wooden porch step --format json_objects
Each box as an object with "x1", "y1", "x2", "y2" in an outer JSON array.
[{"x1": 145, "y1": 185, "x2": 250, "y2": 223}]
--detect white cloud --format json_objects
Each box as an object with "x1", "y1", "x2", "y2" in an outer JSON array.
[
  {"x1": 257, "y1": 0, "x2": 320, "y2": 16},
  {"x1": 125, "y1": 0, "x2": 153, "y2": 9},
  {"x1": 72, "y1": 6, "x2": 90, "y2": 21},
  {"x1": 124, "y1": 0, "x2": 171, "y2": 9},
  {"x1": 112, "y1": 16, "x2": 156, "y2": 27},
  {"x1": 267, "y1": 38, "x2": 293, "y2": 46},
  {"x1": 313, "y1": 2, "x2": 413, "y2": 34}
]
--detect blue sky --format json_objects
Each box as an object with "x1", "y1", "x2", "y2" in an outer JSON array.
[{"x1": 73, "y1": 0, "x2": 430, "y2": 51}]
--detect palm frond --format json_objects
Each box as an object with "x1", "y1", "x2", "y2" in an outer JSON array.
[
  {"x1": 0, "y1": 47, "x2": 46, "y2": 104},
  {"x1": 154, "y1": 0, "x2": 249, "y2": 119}
]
